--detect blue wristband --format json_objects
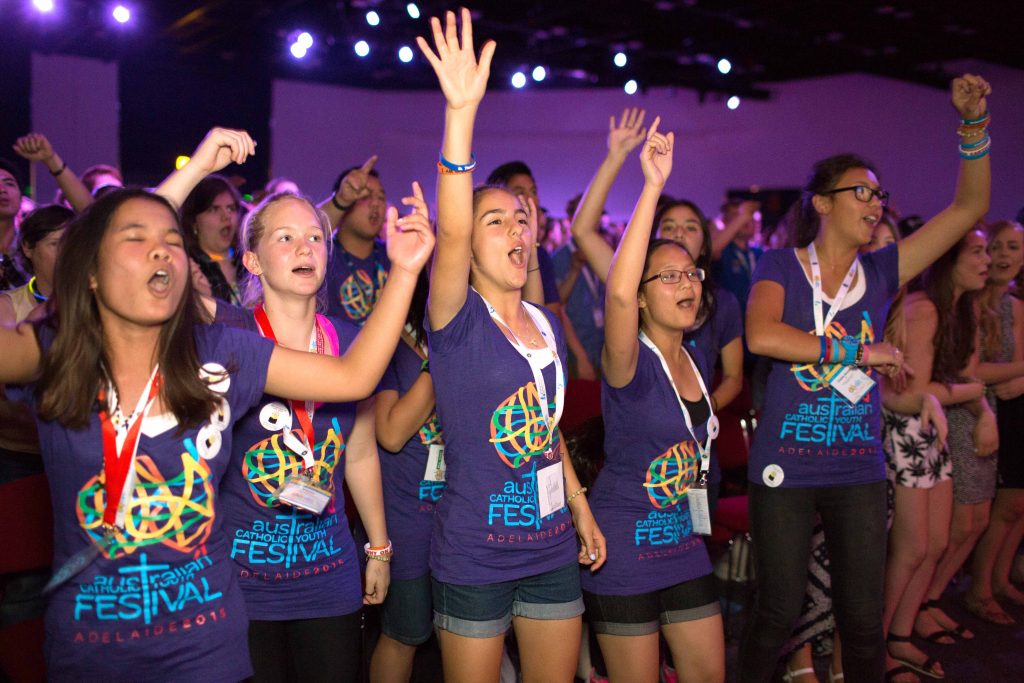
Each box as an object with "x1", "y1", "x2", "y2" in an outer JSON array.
[{"x1": 438, "y1": 152, "x2": 476, "y2": 173}]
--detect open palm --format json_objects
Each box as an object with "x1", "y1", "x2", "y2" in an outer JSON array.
[{"x1": 416, "y1": 8, "x2": 496, "y2": 110}]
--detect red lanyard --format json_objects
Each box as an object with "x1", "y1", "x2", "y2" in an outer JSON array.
[
  {"x1": 253, "y1": 305, "x2": 325, "y2": 454},
  {"x1": 98, "y1": 370, "x2": 161, "y2": 528}
]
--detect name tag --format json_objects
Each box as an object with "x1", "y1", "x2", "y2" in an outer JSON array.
[
  {"x1": 423, "y1": 444, "x2": 447, "y2": 482},
  {"x1": 275, "y1": 474, "x2": 332, "y2": 515},
  {"x1": 830, "y1": 366, "x2": 875, "y2": 404},
  {"x1": 687, "y1": 477, "x2": 712, "y2": 535},
  {"x1": 536, "y1": 462, "x2": 565, "y2": 519}
]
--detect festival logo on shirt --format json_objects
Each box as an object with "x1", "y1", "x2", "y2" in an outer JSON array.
[
  {"x1": 489, "y1": 381, "x2": 556, "y2": 468},
  {"x1": 418, "y1": 413, "x2": 442, "y2": 446},
  {"x1": 339, "y1": 264, "x2": 387, "y2": 322},
  {"x1": 632, "y1": 440, "x2": 700, "y2": 552},
  {"x1": 417, "y1": 413, "x2": 446, "y2": 502},
  {"x1": 241, "y1": 417, "x2": 345, "y2": 508},
  {"x1": 231, "y1": 507, "x2": 345, "y2": 573},
  {"x1": 780, "y1": 314, "x2": 878, "y2": 451}
]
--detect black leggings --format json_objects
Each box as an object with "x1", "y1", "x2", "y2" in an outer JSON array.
[
  {"x1": 738, "y1": 481, "x2": 887, "y2": 683},
  {"x1": 248, "y1": 611, "x2": 363, "y2": 683}
]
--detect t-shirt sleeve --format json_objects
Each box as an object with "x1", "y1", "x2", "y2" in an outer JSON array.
[
  {"x1": 537, "y1": 247, "x2": 560, "y2": 305},
  {"x1": 714, "y1": 288, "x2": 743, "y2": 349},
  {"x1": 427, "y1": 290, "x2": 481, "y2": 356},
  {"x1": 871, "y1": 243, "x2": 900, "y2": 298},
  {"x1": 206, "y1": 325, "x2": 276, "y2": 415},
  {"x1": 750, "y1": 247, "x2": 790, "y2": 288},
  {"x1": 377, "y1": 355, "x2": 400, "y2": 395}
]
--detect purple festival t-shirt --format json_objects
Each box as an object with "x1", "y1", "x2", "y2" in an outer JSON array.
[
  {"x1": 581, "y1": 343, "x2": 713, "y2": 595},
  {"x1": 325, "y1": 240, "x2": 390, "y2": 325},
  {"x1": 748, "y1": 245, "x2": 899, "y2": 488},
  {"x1": 221, "y1": 314, "x2": 363, "y2": 620},
  {"x1": 376, "y1": 340, "x2": 446, "y2": 580},
  {"x1": 427, "y1": 290, "x2": 577, "y2": 585},
  {"x1": 33, "y1": 322, "x2": 274, "y2": 682}
]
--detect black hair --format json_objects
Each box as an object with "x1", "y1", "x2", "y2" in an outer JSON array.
[
  {"x1": 0, "y1": 158, "x2": 25, "y2": 194},
  {"x1": 653, "y1": 199, "x2": 717, "y2": 327},
  {"x1": 17, "y1": 204, "x2": 74, "y2": 273},
  {"x1": 794, "y1": 153, "x2": 878, "y2": 247},
  {"x1": 487, "y1": 161, "x2": 533, "y2": 187}
]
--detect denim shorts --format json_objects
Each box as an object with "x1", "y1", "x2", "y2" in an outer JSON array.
[
  {"x1": 381, "y1": 574, "x2": 434, "y2": 646},
  {"x1": 432, "y1": 562, "x2": 584, "y2": 638},
  {"x1": 583, "y1": 573, "x2": 719, "y2": 636}
]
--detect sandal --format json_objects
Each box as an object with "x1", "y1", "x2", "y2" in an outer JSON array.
[
  {"x1": 887, "y1": 633, "x2": 944, "y2": 680},
  {"x1": 964, "y1": 594, "x2": 1016, "y2": 625},
  {"x1": 920, "y1": 599, "x2": 973, "y2": 640},
  {"x1": 913, "y1": 628, "x2": 956, "y2": 645},
  {"x1": 885, "y1": 664, "x2": 919, "y2": 682},
  {"x1": 782, "y1": 665, "x2": 817, "y2": 683},
  {"x1": 828, "y1": 664, "x2": 845, "y2": 682}
]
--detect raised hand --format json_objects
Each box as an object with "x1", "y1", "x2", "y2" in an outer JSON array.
[
  {"x1": 951, "y1": 74, "x2": 991, "y2": 120},
  {"x1": 336, "y1": 155, "x2": 378, "y2": 207},
  {"x1": 388, "y1": 181, "x2": 436, "y2": 275},
  {"x1": 523, "y1": 195, "x2": 540, "y2": 249},
  {"x1": 13, "y1": 133, "x2": 55, "y2": 163},
  {"x1": 186, "y1": 127, "x2": 256, "y2": 175},
  {"x1": 608, "y1": 107, "x2": 647, "y2": 159},
  {"x1": 416, "y1": 8, "x2": 496, "y2": 110},
  {"x1": 639, "y1": 116, "x2": 674, "y2": 189}
]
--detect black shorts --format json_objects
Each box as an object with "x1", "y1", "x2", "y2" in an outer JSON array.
[{"x1": 583, "y1": 573, "x2": 719, "y2": 636}]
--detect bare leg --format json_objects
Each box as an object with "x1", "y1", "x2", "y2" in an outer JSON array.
[
  {"x1": 369, "y1": 633, "x2": 417, "y2": 683},
  {"x1": 512, "y1": 615, "x2": 582, "y2": 683},
  {"x1": 594, "y1": 632, "x2": 659, "y2": 683},
  {"x1": 784, "y1": 643, "x2": 818, "y2": 682},
  {"x1": 662, "y1": 614, "x2": 725, "y2": 683},
  {"x1": 991, "y1": 491, "x2": 1024, "y2": 602},
  {"x1": 438, "y1": 629, "x2": 504, "y2": 683}
]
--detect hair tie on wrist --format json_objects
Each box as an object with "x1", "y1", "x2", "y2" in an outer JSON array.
[
  {"x1": 50, "y1": 161, "x2": 67, "y2": 177},
  {"x1": 331, "y1": 195, "x2": 352, "y2": 212}
]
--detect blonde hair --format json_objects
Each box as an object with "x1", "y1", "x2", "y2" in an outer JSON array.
[{"x1": 238, "y1": 192, "x2": 334, "y2": 311}]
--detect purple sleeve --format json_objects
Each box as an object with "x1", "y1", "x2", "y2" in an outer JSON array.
[
  {"x1": 198, "y1": 324, "x2": 276, "y2": 415},
  {"x1": 714, "y1": 288, "x2": 743, "y2": 349},
  {"x1": 871, "y1": 243, "x2": 900, "y2": 298},
  {"x1": 377, "y1": 356, "x2": 401, "y2": 394},
  {"x1": 427, "y1": 290, "x2": 480, "y2": 355},
  {"x1": 750, "y1": 247, "x2": 790, "y2": 288},
  {"x1": 537, "y1": 247, "x2": 560, "y2": 306}
]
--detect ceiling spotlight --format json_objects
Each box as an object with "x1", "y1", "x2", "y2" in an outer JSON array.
[
  {"x1": 407, "y1": 3, "x2": 420, "y2": 19},
  {"x1": 290, "y1": 43, "x2": 308, "y2": 59},
  {"x1": 398, "y1": 45, "x2": 414, "y2": 63},
  {"x1": 33, "y1": 0, "x2": 55, "y2": 12},
  {"x1": 112, "y1": 4, "x2": 130, "y2": 23},
  {"x1": 354, "y1": 40, "x2": 370, "y2": 57},
  {"x1": 727, "y1": 95, "x2": 741, "y2": 110},
  {"x1": 613, "y1": 52, "x2": 627, "y2": 68},
  {"x1": 624, "y1": 79, "x2": 638, "y2": 95},
  {"x1": 532, "y1": 66, "x2": 546, "y2": 82},
  {"x1": 717, "y1": 58, "x2": 732, "y2": 74},
  {"x1": 511, "y1": 71, "x2": 527, "y2": 89},
  {"x1": 296, "y1": 31, "x2": 313, "y2": 49},
  {"x1": 366, "y1": 10, "x2": 380, "y2": 26}
]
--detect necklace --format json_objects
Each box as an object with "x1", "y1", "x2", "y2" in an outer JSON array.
[{"x1": 27, "y1": 276, "x2": 47, "y2": 302}]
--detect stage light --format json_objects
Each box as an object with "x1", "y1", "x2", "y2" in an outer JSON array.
[
  {"x1": 366, "y1": 11, "x2": 380, "y2": 26},
  {"x1": 290, "y1": 43, "x2": 308, "y2": 59},
  {"x1": 175, "y1": 155, "x2": 191, "y2": 170},
  {"x1": 613, "y1": 52, "x2": 627, "y2": 67},
  {"x1": 398, "y1": 45, "x2": 414, "y2": 63},
  {"x1": 624, "y1": 79, "x2": 638, "y2": 95},
  {"x1": 354, "y1": 40, "x2": 370, "y2": 57},
  {"x1": 296, "y1": 31, "x2": 313, "y2": 49},
  {"x1": 717, "y1": 58, "x2": 732, "y2": 74},
  {"x1": 407, "y1": 3, "x2": 420, "y2": 19},
  {"x1": 33, "y1": 0, "x2": 55, "y2": 12},
  {"x1": 112, "y1": 5, "x2": 130, "y2": 23},
  {"x1": 511, "y1": 72, "x2": 527, "y2": 89},
  {"x1": 727, "y1": 95, "x2": 741, "y2": 110},
  {"x1": 532, "y1": 66, "x2": 546, "y2": 82}
]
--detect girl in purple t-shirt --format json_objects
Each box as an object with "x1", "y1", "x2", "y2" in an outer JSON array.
[
  {"x1": 582, "y1": 118, "x2": 725, "y2": 683},
  {"x1": 416, "y1": 11, "x2": 604, "y2": 682},
  {"x1": 0, "y1": 131, "x2": 434, "y2": 682},
  {"x1": 739, "y1": 75, "x2": 992, "y2": 682}
]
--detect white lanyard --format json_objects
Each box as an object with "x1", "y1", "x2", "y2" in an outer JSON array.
[
  {"x1": 807, "y1": 242, "x2": 859, "y2": 336},
  {"x1": 477, "y1": 290, "x2": 565, "y2": 439},
  {"x1": 639, "y1": 333, "x2": 718, "y2": 473},
  {"x1": 105, "y1": 365, "x2": 161, "y2": 528}
]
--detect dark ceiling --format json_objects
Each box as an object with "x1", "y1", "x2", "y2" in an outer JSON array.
[{"x1": 9, "y1": 0, "x2": 1022, "y2": 100}]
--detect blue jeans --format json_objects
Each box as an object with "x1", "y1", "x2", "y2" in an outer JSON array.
[{"x1": 738, "y1": 481, "x2": 887, "y2": 682}]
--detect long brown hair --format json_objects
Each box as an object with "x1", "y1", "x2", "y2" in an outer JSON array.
[
  {"x1": 37, "y1": 189, "x2": 220, "y2": 429},
  {"x1": 794, "y1": 153, "x2": 878, "y2": 248},
  {"x1": 920, "y1": 230, "x2": 982, "y2": 383},
  {"x1": 979, "y1": 220, "x2": 1024, "y2": 360}
]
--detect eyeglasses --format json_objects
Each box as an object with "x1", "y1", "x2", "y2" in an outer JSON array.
[
  {"x1": 641, "y1": 268, "x2": 705, "y2": 285},
  {"x1": 823, "y1": 185, "x2": 889, "y2": 207}
]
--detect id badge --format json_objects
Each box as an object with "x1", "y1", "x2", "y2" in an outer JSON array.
[
  {"x1": 44, "y1": 526, "x2": 116, "y2": 594},
  {"x1": 830, "y1": 366, "x2": 875, "y2": 404},
  {"x1": 423, "y1": 444, "x2": 446, "y2": 482},
  {"x1": 536, "y1": 462, "x2": 565, "y2": 519},
  {"x1": 687, "y1": 476, "x2": 712, "y2": 536},
  {"x1": 275, "y1": 473, "x2": 332, "y2": 515}
]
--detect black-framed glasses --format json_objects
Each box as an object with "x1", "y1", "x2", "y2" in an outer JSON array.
[
  {"x1": 823, "y1": 185, "x2": 889, "y2": 207},
  {"x1": 641, "y1": 268, "x2": 705, "y2": 285}
]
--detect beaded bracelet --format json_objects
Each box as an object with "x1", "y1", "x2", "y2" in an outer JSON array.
[
  {"x1": 838, "y1": 336, "x2": 860, "y2": 366},
  {"x1": 364, "y1": 540, "x2": 394, "y2": 563},
  {"x1": 567, "y1": 487, "x2": 588, "y2": 504},
  {"x1": 438, "y1": 152, "x2": 476, "y2": 174}
]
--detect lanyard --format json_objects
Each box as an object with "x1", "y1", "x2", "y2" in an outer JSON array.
[
  {"x1": 807, "y1": 242, "x2": 859, "y2": 336},
  {"x1": 254, "y1": 305, "x2": 326, "y2": 468},
  {"x1": 98, "y1": 366, "x2": 161, "y2": 528},
  {"x1": 476, "y1": 290, "x2": 565, "y2": 443},
  {"x1": 638, "y1": 333, "x2": 718, "y2": 473}
]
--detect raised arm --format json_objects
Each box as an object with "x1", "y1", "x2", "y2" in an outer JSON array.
[
  {"x1": 897, "y1": 75, "x2": 992, "y2": 285},
  {"x1": 711, "y1": 201, "x2": 758, "y2": 260},
  {"x1": 155, "y1": 127, "x2": 256, "y2": 210},
  {"x1": 602, "y1": 118, "x2": 672, "y2": 388},
  {"x1": 417, "y1": 9, "x2": 495, "y2": 330},
  {"x1": 13, "y1": 133, "x2": 93, "y2": 212},
  {"x1": 317, "y1": 155, "x2": 378, "y2": 229},
  {"x1": 266, "y1": 198, "x2": 434, "y2": 402},
  {"x1": 570, "y1": 108, "x2": 647, "y2": 283},
  {"x1": 0, "y1": 322, "x2": 42, "y2": 385}
]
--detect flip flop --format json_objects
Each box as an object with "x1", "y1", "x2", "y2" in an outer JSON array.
[
  {"x1": 885, "y1": 664, "x2": 919, "y2": 683},
  {"x1": 913, "y1": 628, "x2": 956, "y2": 645},
  {"x1": 920, "y1": 599, "x2": 974, "y2": 639},
  {"x1": 964, "y1": 595, "x2": 1016, "y2": 625},
  {"x1": 888, "y1": 633, "x2": 944, "y2": 680}
]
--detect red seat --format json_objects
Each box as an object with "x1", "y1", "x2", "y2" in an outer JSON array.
[
  {"x1": 561, "y1": 379, "x2": 601, "y2": 434},
  {"x1": 711, "y1": 494, "x2": 749, "y2": 546}
]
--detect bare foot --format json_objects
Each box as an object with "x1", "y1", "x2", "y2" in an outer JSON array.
[
  {"x1": 885, "y1": 656, "x2": 921, "y2": 683},
  {"x1": 920, "y1": 603, "x2": 974, "y2": 640},
  {"x1": 994, "y1": 583, "x2": 1024, "y2": 607},
  {"x1": 964, "y1": 593, "x2": 1016, "y2": 625}
]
